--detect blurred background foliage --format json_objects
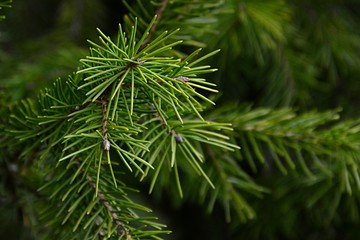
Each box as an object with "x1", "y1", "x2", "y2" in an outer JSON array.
[{"x1": 2, "y1": 0, "x2": 360, "y2": 239}]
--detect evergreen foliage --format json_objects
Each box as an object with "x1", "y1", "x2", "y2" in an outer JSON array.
[{"x1": 2, "y1": 0, "x2": 360, "y2": 239}]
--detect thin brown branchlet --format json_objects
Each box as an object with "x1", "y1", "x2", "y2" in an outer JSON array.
[
  {"x1": 87, "y1": 176, "x2": 130, "y2": 239},
  {"x1": 101, "y1": 95, "x2": 110, "y2": 151}
]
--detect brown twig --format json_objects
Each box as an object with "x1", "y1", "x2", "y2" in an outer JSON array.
[
  {"x1": 87, "y1": 175, "x2": 130, "y2": 238},
  {"x1": 70, "y1": 158, "x2": 130, "y2": 238},
  {"x1": 140, "y1": 0, "x2": 170, "y2": 49},
  {"x1": 101, "y1": 95, "x2": 110, "y2": 151}
]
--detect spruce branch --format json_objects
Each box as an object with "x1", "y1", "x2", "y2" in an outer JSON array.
[
  {"x1": 206, "y1": 103, "x2": 360, "y2": 223},
  {"x1": 3, "y1": 1, "x2": 360, "y2": 239},
  {"x1": 38, "y1": 157, "x2": 169, "y2": 239},
  {"x1": 2, "y1": 16, "x2": 237, "y2": 238}
]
